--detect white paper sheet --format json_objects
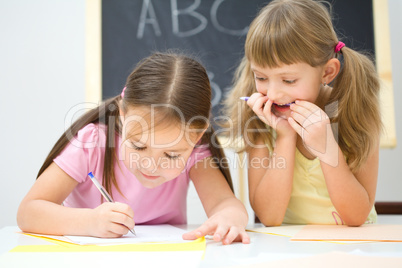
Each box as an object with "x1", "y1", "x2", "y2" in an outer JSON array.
[{"x1": 64, "y1": 224, "x2": 187, "y2": 245}]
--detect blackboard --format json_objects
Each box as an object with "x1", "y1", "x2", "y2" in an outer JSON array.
[{"x1": 102, "y1": 0, "x2": 375, "y2": 120}]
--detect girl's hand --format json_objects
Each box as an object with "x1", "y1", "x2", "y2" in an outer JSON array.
[
  {"x1": 288, "y1": 100, "x2": 338, "y2": 166},
  {"x1": 90, "y1": 202, "x2": 135, "y2": 238},
  {"x1": 247, "y1": 93, "x2": 295, "y2": 136},
  {"x1": 182, "y1": 209, "x2": 250, "y2": 245}
]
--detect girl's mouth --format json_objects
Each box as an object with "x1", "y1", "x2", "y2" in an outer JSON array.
[
  {"x1": 274, "y1": 102, "x2": 295, "y2": 107},
  {"x1": 273, "y1": 102, "x2": 295, "y2": 109},
  {"x1": 272, "y1": 101, "x2": 295, "y2": 114},
  {"x1": 140, "y1": 171, "x2": 160, "y2": 180}
]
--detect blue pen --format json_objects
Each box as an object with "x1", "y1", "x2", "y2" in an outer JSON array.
[
  {"x1": 240, "y1": 96, "x2": 249, "y2": 101},
  {"x1": 88, "y1": 172, "x2": 136, "y2": 236}
]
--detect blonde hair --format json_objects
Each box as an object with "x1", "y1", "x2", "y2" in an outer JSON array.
[{"x1": 223, "y1": 0, "x2": 381, "y2": 172}]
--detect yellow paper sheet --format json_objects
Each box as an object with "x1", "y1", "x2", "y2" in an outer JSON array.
[{"x1": 11, "y1": 234, "x2": 205, "y2": 252}]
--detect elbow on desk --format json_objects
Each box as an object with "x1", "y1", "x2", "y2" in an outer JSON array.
[
  {"x1": 342, "y1": 214, "x2": 368, "y2": 227},
  {"x1": 256, "y1": 215, "x2": 283, "y2": 227},
  {"x1": 263, "y1": 222, "x2": 282, "y2": 227},
  {"x1": 16, "y1": 203, "x2": 32, "y2": 233},
  {"x1": 251, "y1": 202, "x2": 285, "y2": 226},
  {"x1": 16, "y1": 208, "x2": 27, "y2": 232},
  {"x1": 344, "y1": 219, "x2": 366, "y2": 227},
  {"x1": 252, "y1": 210, "x2": 285, "y2": 227}
]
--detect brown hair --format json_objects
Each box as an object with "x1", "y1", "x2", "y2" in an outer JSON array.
[
  {"x1": 223, "y1": 0, "x2": 381, "y2": 172},
  {"x1": 38, "y1": 51, "x2": 233, "y2": 196}
]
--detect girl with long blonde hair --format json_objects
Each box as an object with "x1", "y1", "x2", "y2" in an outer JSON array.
[{"x1": 224, "y1": 0, "x2": 381, "y2": 226}]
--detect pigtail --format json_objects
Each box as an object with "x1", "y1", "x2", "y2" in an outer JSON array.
[
  {"x1": 37, "y1": 96, "x2": 123, "y2": 198},
  {"x1": 223, "y1": 57, "x2": 254, "y2": 148},
  {"x1": 329, "y1": 47, "x2": 382, "y2": 172},
  {"x1": 102, "y1": 97, "x2": 123, "y2": 198},
  {"x1": 201, "y1": 127, "x2": 234, "y2": 192}
]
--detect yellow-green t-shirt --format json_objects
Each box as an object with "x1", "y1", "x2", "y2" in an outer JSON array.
[{"x1": 283, "y1": 148, "x2": 377, "y2": 225}]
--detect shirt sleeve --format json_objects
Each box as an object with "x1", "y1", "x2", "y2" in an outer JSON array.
[{"x1": 53, "y1": 123, "x2": 106, "y2": 183}]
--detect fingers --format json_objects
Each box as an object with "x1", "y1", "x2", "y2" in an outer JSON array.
[
  {"x1": 288, "y1": 116, "x2": 302, "y2": 136},
  {"x1": 182, "y1": 222, "x2": 215, "y2": 240},
  {"x1": 238, "y1": 231, "x2": 251, "y2": 244},
  {"x1": 111, "y1": 202, "x2": 135, "y2": 233},
  {"x1": 113, "y1": 202, "x2": 134, "y2": 218},
  {"x1": 289, "y1": 110, "x2": 313, "y2": 132},
  {"x1": 213, "y1": 224, "x2": 228, "y2": 242},
  {"x1": 108, "y1": 222, "x2": 131, "y2": 237},
  {"x1": 95, "y1": 202, "x2": 135, "y2": 237},
  {"x1": 248, "y1": 94, "x2": 269, "y2": 115},
  {"x1": 182, "y1": 223, "x2": 250, "y2": 245},
  {"x1": 246, "y1": 92, "x2": 265, "y2": 106},
  {"x1": 248, "y1": 94, "x2": 273, "y2": 125},
  {"x1": 182, "y1": 230, "x2": 203, "y2": 241},
  {"x1": 290, "y1": 101, "x2": 328, "y2": 128},
  {"x1": 289, "y1": 101, "x2": 335, "y2": 158},
  {"x1": 218, "y1": 226, "x2": 250, "y2": 245}
]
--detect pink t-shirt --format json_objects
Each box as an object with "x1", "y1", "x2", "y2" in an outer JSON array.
[{"x1": 54, "y1": 123, "x2": 211, "y2": 224}]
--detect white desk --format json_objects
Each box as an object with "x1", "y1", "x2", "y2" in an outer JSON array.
[{"x1": 1, "y1": 216, "x2": 402, "y2": 268}]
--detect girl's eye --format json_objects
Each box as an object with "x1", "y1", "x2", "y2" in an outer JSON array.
[
  {"x1": 254, "y1": 76, "x2": 267, "y2": 81},
  {"x1": 165, "y1": 153, "x2": 180, "y2": 160},
  {"x1": 284, "y1": 79, "x2": 296, "y2": 84},
  {"x1": 130, "y1": 143, "x2": 146, "y2": 151}
]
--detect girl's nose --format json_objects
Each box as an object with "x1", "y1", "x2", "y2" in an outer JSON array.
[
  {"x1": 257, "y1": 85, "x2": 267, "y2": 95},
  {"x1": 139, "y1": 156, "x2": 158, "y2": 173},
  {"x1": 266, "y1": 86, "x2": 283, "y2": 101}
]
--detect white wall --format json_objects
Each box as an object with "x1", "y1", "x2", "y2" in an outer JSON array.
[
  {"x1": 0, "y1": 0, "x2": 85, "y2": 227},
  {"x1": 377, "y1": 0, "x2": 402, "y2": 201},
  {"x1": 0, "y1": 0, "x2": 401, "y2": 228}
]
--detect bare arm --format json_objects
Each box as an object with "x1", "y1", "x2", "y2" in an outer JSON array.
[
  {"x1": 248, "y1": 134, "x2": 297, "y2": 226},
  {"x1": 245, "y1": 92, "x2": 299, "y2": 226},
  {"x1": 320, "y1": 145, "x2": 379, "y2": 226},
  {"x1": 182, "y1": 157, "x2": 250, "y2": 245},
  {"x1": 17, "y1": 163, "x2": 134, "y2": 237},
  {"x1": 289, "y1": 100, "x2": 379, "y2": 226}
]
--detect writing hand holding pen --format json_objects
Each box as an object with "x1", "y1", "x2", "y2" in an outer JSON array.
[{"x1": 88, "y1": 172, "x2": 136, "y2": 236}]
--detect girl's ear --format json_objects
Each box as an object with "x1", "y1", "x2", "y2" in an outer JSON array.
[
  {"x1": 118, "y1": 101, "x2": 127, "y2": 127},
  {"x1": 119, "y1": 100, "x2": 125, "y2": 118},
  {"x1": 322, "y1": 58, "x2": 341, "y2": 84},
  {"x1": 119, "y1": 108, "x2": 125, "y2": 118}
]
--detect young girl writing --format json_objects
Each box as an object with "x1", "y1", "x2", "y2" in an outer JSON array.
[
  {"x1": 224, "y1": 0, "x2": 381, "y2": 226},
  {"x1": 17, "y1": 52, "x2": 250, "y2": 245}
]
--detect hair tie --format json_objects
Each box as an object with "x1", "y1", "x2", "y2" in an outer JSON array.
[
  {"x1": 121, "y1": 86, "x2": 126, "y2": 98},
  {"x1": 334, "y1": 41, "x2": 345, "y2": 53}
]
